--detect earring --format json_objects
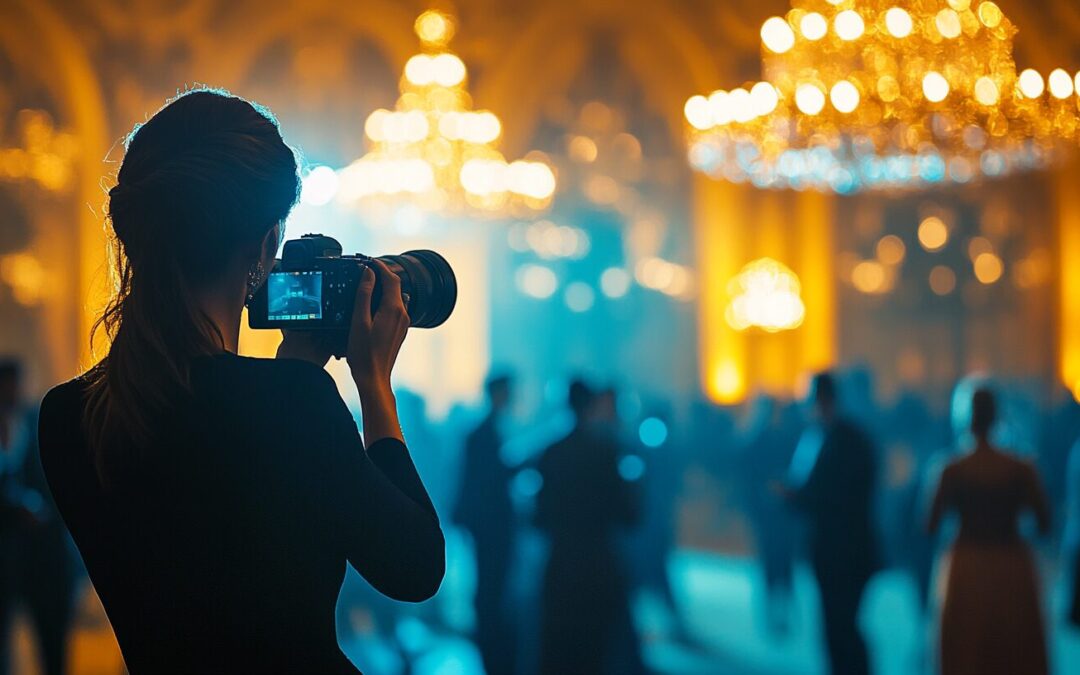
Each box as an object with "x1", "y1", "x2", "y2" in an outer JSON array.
[{"x1": 245, "y1": 260, "x2": 265, "y2": 306}]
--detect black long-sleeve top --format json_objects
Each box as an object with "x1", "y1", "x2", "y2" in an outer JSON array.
[{"x1": 38, "y1": 354, "x2": 444, "y2": 674}]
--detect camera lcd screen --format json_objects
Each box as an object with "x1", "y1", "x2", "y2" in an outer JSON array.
[{"x1": 267, "y1": 271, "x2": 323, "y2": 321}]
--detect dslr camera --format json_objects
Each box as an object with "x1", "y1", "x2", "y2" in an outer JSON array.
[{"x1": 248, "y1": 234, "x2": 457, "y2": 356}]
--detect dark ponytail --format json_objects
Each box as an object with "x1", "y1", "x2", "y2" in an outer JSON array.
[{"x1": 85, "y1": 89, "x2": 300, "y2": 483}]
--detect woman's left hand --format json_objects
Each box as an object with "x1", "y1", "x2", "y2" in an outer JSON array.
[{"x1": 277, "y1": 330, "x2": 336, "y2": 368}]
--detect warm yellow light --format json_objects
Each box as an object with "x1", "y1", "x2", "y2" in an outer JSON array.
[
  {"x1": 977, "y1": 1, "x2": 1003, "y2": 28},
  {"x1": 923, "y1": 72, "x2": 951, "y2": 102},
  {"x1": 709, "y1": 361, "x2": 746, "y2": 404},
  {"x1": 568, "y1": 135, "x2": 598, "y2": 163},
  {"x1": 415, "y1": 10, "x2": 454, "y2": 46},
  {"x1": 877, "y1": 76, "x2": 901, "y2": 102},
  {"x1": 918, "y1": 216, "x2": 949, "y2": 251},
  {"x1": 834, "y1": 11, "x2": 865, "y2": 41},
  {"x1": 1049, "y1": 68, "x2": 1074, "y2": 99},
  {"x1": 974, "y1": 77, "x2": 1000, "y2": 105},
  {"x1": 761, "y1": 17, "x2": 796, "y2": 54},
  {"x1": 948, "y1": 0, "x2": 972, "y2": 10},
  {"x1": 800, "y1": 13, "x2": 828, "y2": 41},
  {"x1": 852, "y1": 261, "x2": 888, "y2": 294},
  {"x1": 795, "y1": 84, "x2": 826, "y2": 115},
  {"x1": 1018, "y1": 69, "x2": 1045, "y2": 98},
  {"x1": 830, "y1": 81, "x2": 860, "y2": 113},
  {"x1": 885, "y1": 8, "x2": 913, "y2": 38},
  {"x1": 750, "y1": 82, "x2": 780, "y2": 116},
  {"x1": 929, "y1": 265, "x2": 957, "y2": 295},
  {"x1": 685, "y1": 95, "x2": 713, "y2": 130},
  {"x1": 936, "y1": 9, "x2": 963, "y2": 39},
  {"x1": 431, "y1": 53, "x2": 466, "y2": 87},
  {"x1": 725, "y1": 258, "x2": 806, "y2": 333},
  {"x1": 708, "y1": 90, "x2": 732, "y2": 125},
  {"x1": 876, "y1": 235, "x2": 906, "y2": 265},
  {"x1": 404, "y1": 55, "x2": 434, "y2": 86},
  {"x1": 974, "y1": 252, "x2": 1004, "y2": 283},
  {"x1": 729, "y1": 88, "x2": 755, "y2": 124}
]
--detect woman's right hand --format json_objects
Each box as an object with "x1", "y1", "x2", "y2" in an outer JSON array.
[
  {"x1": 347, "y1": 259, "x2": 410, "y2": 445},
  {"x1": 347, "y1": 259, "x2": 410, "y2": 391}
]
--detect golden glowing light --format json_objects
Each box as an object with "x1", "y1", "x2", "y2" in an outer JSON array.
[
  {"x1": 796, "y1": 84, "x2": 826, "y2": 115},
  {"x1": 967, "y1": 236, "x2": 993, "y2": 260},
  {"x1": 415, "y1": 10, "x2": 453, "y2": 46},
  {"x1": 1049, "y1": 69, "x2": 1074, "y2": 100},
  {"x1": 750, "y1": 82, "x2": 780, "y2": 116},
  {"x1": 801, "y1": 13, "x2": 828, "y2": 41},
  {"x1": 725, "y1": 258, "x2": 806, "y2": 333},
  {"x1": 885, "y1": 8, "x2": 913, "y2": 38},
  {"x1": 1018, "y1": 69, "x2": 1045, "y2": 98},
  {"x1": 684, "y1": 95, "x2": 712, "y2": 130},
  {"x1": 978, "y1": 1, "x2": 1003, "y2": 28},
  {"x1": 876, "y1": 235, "x2": 906, "y2": 265},
  {"x1": 852, "y1": 261, "x2": 889, "y2": 294},
  {"x1": 929, "y1": 265, "x2": 957, "y2": 295},
  {"x1": 973, "y1": 252, "x2": 1004, "y2": 283},
  {"x1": 830, "y1": 81, "x2": 860, "y2": 114},
  {"x1": 923, "y1": 72, "x2": 950, "y2": 103},
  {"x1": 974, "y1": 77, "x2": 1000, "y2": 106},
  {"x1": 0, "y1": 253, "x2": 46, "y2": 306},
  {"x1": 761, "y1": 17, "x2": 796, "y2": 54},
  {"x1": 936, "y1": 9, "x2": 963, "y2": 39},
  {"x1": 918, "y1": 216, "x2": 949, "y2": 251},
  {"x1": 834, "y1": 10, "x2": 865, "y2": 41}
]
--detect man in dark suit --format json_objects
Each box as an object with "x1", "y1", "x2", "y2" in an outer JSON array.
[
  {"x1": 453, "y1": 374, "x2": 516, "y2": 675},
  {"x1": 0, "y1": 359, "x2": 79, "y2": 675},
  {"x1": 536, "y1": 380, "x2": 642, "y2": 675},
  {"x1": 785, "y1": 371, "x2": 879, "y2": 675}
]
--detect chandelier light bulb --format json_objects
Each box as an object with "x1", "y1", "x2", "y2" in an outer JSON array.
[
  {"x1": 795, "y1": 84, "x2": 826, "y2": 115},
  {"x1": 1018, "y1": 69, "x2": 1045, "y2": 98},
  {"x1": 708, "y1": 90, "x2": 732, "y2": 125},
  {"x1": 923, "y1": 72, "x2": 951, "y2": 102},
  {"x1": 936, "y1": 9, "x2": 963, "y2": 39},
  {"x1": 684, "y1": 95, "x2": 712, "y2": 130},
  {"x1": 885, "y1": 8, "x2": 913, "y2": 38},
  {"x1": 761, "y1": 17, "x2": 796, "y2": 54},
  {"x1": 834, "y1": 11, "x2": 865, "y2": 41},
  {"x1": 830, "y1": 81, "x2": 861, "y2": 113},
  {"x1": 800, "y1": 13, "x2": 828, "y2": 41},
  {"x1": 1048, "y1": 68, "x2": 1074, "y2": 99},
  {"x1": 977, "y1": 1, "x2": 1004, "y2": 28},
  {"x1": 974, "y1": 77, "x2": 1000, "y2": 106},
  {"x1": 750, "y1": 82, "x2": 780, "y2": 116}
]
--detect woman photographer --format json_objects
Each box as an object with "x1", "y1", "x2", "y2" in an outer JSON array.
[{"x1": 37, "y1": 89, "x2": 444, "y2": 674}]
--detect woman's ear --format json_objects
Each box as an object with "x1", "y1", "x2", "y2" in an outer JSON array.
[{"x1": 260, "y1": 222, "x2": 283, "y2": 265}]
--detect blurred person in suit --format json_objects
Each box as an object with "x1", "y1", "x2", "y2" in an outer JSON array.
[
  {"x1": 536, "y1": 379, "x2": 642, "y2": 674},
  {"x1": 781, "y1": 371, "x2": 879, "y2": 675},
  {"x1": 0, "y1": 358, "x2": 78, "y2": 675},
  {"x1": 453, "y1": 374, "x2": 517, "y2": 674}
]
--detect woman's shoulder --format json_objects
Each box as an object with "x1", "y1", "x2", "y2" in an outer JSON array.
[
  {"x1": 40, "y1": 375, "x2": 91, "y2": 423},
  {"x1": 195, "y1": 353, "x2": 337, "y2": 390}
]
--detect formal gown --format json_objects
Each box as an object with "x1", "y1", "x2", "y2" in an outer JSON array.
[{"x1": 929, "y1": 448, "x2": 1050, "y2": 675}]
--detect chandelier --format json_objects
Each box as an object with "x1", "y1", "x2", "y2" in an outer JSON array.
[
  {"x1": 336, "y1": 10, "x2": 556, "y2": 214},
  {"x1": 684, "y1": 0, "x2": 1080, "y2": 193}
]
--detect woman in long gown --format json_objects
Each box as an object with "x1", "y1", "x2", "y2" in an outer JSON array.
[{"x1": 929, "y1": 386, "x2": 1050, "y2": 675}]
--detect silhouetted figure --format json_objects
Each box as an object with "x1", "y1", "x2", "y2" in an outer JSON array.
[
  {"x1": 37, "y1": 90, "x2": 444, "y2": 674},
  {"x1": 929, "y1": 387, "x2": 1050, "y2": 675},
  {"x1": 739, "y1": 395, "x2": 800, "y2": 637},
  {"x1": 0, "y1": 359, "x2": 78, "y2": 675},
  {"x1": 536, "y1": 380, "x2": 642, "y2": 675},
  {"x1": 785, "y1": 372, "x2": 878, "y2": 675},
  {"x1": 453, "y1": 374, "x2": 517, "y2": 675},
  {"x1": 1068, "y1": 435, "x2": 1080, "y2": 627}
]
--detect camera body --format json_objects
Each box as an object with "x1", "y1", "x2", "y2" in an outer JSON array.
[{"x1": 248, "y1": 234, "x2": 457, "y2": 355}]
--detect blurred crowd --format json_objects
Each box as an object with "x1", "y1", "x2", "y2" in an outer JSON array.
[{"x1": 4, "y1": 354, "x2": 1080, "y2": 674}]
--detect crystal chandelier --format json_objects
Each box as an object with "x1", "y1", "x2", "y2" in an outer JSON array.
[
  {"x1": 336, "y1": 10, "x2": 556, "y2": 214},
  {"x1": 684, "y1": 0, "x2": 1080, "y2": 193}
]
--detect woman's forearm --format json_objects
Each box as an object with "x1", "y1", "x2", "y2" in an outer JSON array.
[{"x1": 356, "y1": 381, "x2": 404, "y2": 446}]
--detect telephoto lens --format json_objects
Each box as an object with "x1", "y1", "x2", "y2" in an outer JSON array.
[{"x1": 373, "y1": 250, "x2": 457, "y2": 328}]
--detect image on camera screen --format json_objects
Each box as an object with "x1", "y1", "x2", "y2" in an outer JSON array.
[{"x1": 267, "y1": 271, "x2": 323, "y2": 321}]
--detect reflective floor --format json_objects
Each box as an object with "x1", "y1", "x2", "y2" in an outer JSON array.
[{"x1": 11, "y1": 545, "x2": 1080, "y2": 675}]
